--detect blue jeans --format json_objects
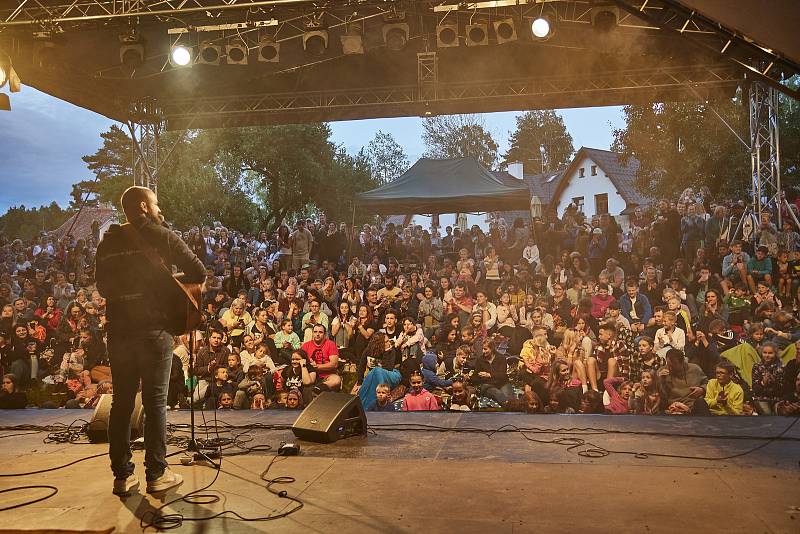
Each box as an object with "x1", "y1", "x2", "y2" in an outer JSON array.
[{"x1": 107, "y1": 330, "x2": 173, "y2": 481}]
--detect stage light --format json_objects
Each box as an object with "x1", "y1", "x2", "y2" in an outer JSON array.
[
  {"x1": 120, "y1": 43, "x2": 144, "y2": 70},
  {"x1": 493, "y1": 18, "x2": 517, "y2": 44},
  {"x1": 34, "y1": 41, "x2": 57, "y2": 69},
  {"x1": 197, "y1": 41, "x2": 222, "y2": 65},
  {"x1": 169, "y1": 45, "x2": 192, "y2": 67},
  {"x1": 531, "y1": 17, "x2": 551, "y2": 39},
  {"x1": 436, "y1": 24, "x2": 459, "y2": 48},
  {"x1": 303, "y1": 30, "x2": 328, "y2": 56},
  {"x1": 340, "y1": 28, "x2": 364, "y2": 55},
  {"x1": 592, "y1": 7, "x2": 618, "y2": 32},
  {"x1": 257, "y1": 36, "x2": 280, "y2": 62},
  {"x1": 382, "y1": 23, "x2": 409, "y2": 51},
  {"x1": 465, "y1": 23, "x2": 488, "y2": 47},
  {"x1": 226, "y1": 38, "x2": 248, "y2": 64}
]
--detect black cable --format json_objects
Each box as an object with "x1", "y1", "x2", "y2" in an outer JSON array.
[
  {"x1": 367, "y1": 417, "x2": 800, "y2": 462},
  {"x1": 0, "y1": 486, "x2": 59, "y2": 512},
  {"x1": 0, "y1": 452, "x2": 107, "y2": 477},
  {"x1": 140, "y1": 454, "x2": 303, "y2": 531}
]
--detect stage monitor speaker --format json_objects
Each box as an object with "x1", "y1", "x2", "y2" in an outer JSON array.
[
  {"x1": 291, "y1": 392, "x2": 367, "y2": 443},
  {"x1": 87, "y1": 392, "x2": 144, "y2": 443}
]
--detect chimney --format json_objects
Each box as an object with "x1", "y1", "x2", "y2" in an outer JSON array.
[{"x1": 507, "y1": 161, "x2": 524, "y2": 180}]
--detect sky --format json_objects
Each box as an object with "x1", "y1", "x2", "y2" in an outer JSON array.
[{"x1": 0, "y1": 85, "x2": 625, "y2": 214}]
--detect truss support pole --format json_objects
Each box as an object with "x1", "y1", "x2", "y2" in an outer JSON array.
[
  {"x1": 417, "y1": 52, "x2": 438, "y2": 104},
  {"x1": 129, "y1": 98, "x2": 164, "y2": 196},
  {"x1": 749, "y1": 81, "x2": 782, "y2": 229}
]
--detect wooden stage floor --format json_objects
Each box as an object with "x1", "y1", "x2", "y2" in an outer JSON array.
[{"x1": 0, "y1": 410, "x2": 798, "y2": 533}]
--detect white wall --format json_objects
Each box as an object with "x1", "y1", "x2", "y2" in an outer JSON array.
[{"x1": 555, "y1": 156, "x2": 627, "y2": 218}]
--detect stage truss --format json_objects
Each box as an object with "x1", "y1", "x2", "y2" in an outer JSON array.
[{"x1": 0, "y1": 0, "x2": 797, "y2": 212}]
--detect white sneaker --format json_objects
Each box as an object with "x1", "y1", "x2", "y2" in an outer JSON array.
[
  {"x1": 146, "y1": 467, "x2": 183, "y2": 494},
  {"x1": 113, "y1": 475, "x2": 139, "y2": 495}
]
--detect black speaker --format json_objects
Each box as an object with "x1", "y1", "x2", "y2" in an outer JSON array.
[
  {"x1": 291, "y1": 392, "x2": 367, "y2": 443},
  {"x1": 87, "y1": 392, "x2": 144, "y2": 443}
]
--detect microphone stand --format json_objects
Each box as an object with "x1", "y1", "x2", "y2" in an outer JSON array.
[{"x1": 185, "y1": 313, "x2": 220, "y2": 468}]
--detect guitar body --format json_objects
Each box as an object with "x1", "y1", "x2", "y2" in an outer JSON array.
[{"x1": 179, "y1": 281, "x2": 203, "y2": 335}]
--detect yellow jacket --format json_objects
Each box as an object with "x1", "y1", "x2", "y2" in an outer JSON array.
[{"x1": 704, "y1": 379, "x2": 744, "y2": 415}]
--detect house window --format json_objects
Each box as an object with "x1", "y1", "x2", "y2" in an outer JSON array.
[
  {"x1": 572, "y1": 196, "x2": 585, "y2": 212},
  {"x1": 591, "y1": 165, "x2": 597, "y2": 176},
  {"x1": 578, "y1": 167, "x2": 585, "y2": 178},
  {"x1": 595, "y1": 193, "x2": 609, "y2": 215}
]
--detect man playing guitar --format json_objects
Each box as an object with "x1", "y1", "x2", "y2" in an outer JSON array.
[{"x1": 96, "y1": 186, "x2": 205, "y2": 495}]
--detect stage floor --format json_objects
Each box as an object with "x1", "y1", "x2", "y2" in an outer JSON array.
[{"x1": 0, "y1": 410, "x2": 798, "y2": 533}]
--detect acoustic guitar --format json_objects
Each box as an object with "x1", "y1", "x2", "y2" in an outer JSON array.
[{"x1": 122, "y1": 223, "x2": 203, "y2": 335}]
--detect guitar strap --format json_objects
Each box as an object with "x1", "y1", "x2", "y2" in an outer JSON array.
[{"x1": 121, "y1": 222, "x2": 170, "y2": 273}]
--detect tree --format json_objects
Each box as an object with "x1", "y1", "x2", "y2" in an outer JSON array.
[
  {"x1": 0, "y1": 202, "x2": 72, "y2": 241},
  {"x1": 75, "y1": 125, "x2": 134, "y2": 210},
  {"x1": 422, "y1": 114, "x2": 499, "y2": 169},
  {"x1": 502, "y1": 110, "x2": 575, "y2": 172},
  {"x1": 316, "y1": 147, "x2": 378, "y2": 224},
  {"x1": 363, "y1": 131, "x2": 409, "y2": 185},
  {"x1": 611, "y1": 97, "x2": 751, "y2": 199}
]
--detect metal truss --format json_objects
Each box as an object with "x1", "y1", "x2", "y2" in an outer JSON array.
[
  {"x1": 127, "y1": 98, "x2": 163, "y2": 195},
  {"x1": 749, "y1": 82, "x2": 782, "y2": 228},
  {"x1": 611, "y1": 0, "x2": 800, "y2": 100},
  {"x1": 163, "y1": 62, "x2": 740, "y2": 128},
  {"x1": 417, "y1": 51, "x2": 437, "y2": 103}
]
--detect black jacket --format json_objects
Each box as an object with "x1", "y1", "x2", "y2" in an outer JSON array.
[{"x1": 96, "y1": 215, "x2": 205, "y2": 334}]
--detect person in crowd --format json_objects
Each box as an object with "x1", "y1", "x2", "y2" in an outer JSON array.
[
  {"x1": 370, "y1": 383, "x2": 396, "y2": 412},
  {"x1": 301, "y1": 324, "x2": 341, "y2": 391},
  {"x1": 474, "y1": 338, "x2": 514, "y2": 404},
  {"x1": 0, "y1": 373, "x2": 27, "y2": 409},
  {"x1": 401, "y1": 369, "x2": 440, "y2": 411},
  {"x1": 750, "y1": 341, "x2": 784, "y2": 415},
  {"x1": 704, "y1": 360, "x2": 745, "y2": 416},
  {"x1": 659, "y1": 348, "x2": 709, "y2": 415}
]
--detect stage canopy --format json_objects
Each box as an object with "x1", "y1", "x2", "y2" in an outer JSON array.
[{"x1": 355, "y1": 158, "x2": 530, "y2": 215}]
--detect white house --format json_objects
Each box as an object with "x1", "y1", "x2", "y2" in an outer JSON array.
[{"x1": 498, "y1": 147, "x2": 650, "y2": 228}]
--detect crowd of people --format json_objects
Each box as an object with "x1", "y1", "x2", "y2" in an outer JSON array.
[{"x1": 1, "y1": 185, "x2": 800, "y2": 416}]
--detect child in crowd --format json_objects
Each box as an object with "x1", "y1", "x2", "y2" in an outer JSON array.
[
  {"x1": 603, "y1": 376, "x2": 633, "y2": 414},
  {"x1": 402, "y1": 370, "x2": 440, "y2": 411},
  {"x1": 654, "y1": 310, "x2": 686, "y2": 353},
  {"x1": 370, "y1": 383, "x2": 396, "y2": 412}
]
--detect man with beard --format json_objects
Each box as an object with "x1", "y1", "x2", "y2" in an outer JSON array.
[{"x1": 96, "y1": 186, "x2": 205, "y2": 496}]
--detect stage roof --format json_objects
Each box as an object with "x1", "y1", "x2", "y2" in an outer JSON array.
[
  {"x1": 355, "y1": 157, "x2": 530, "y2": 214},
  {"x1": 0, "y1": 1, "x2": 797, "y2": 129}
]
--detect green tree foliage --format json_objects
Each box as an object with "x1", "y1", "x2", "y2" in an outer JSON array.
[
  {"x1": 422, "y1": 114, "x2": 499, "y2": 169},
  {"x1": 502, "y1": 110, "x2": 575, "y2": 172},
  {"x1": 777, "y1": 80, "x2": 800, "y2": 188},
  {"x1": 0, "y1": 202, "x2": 72, "y2": 241},
  {"x1": 611, "y1": 97, "x2": 752, "y2": 199},
  {"x1": 73, "y1": 124, "x2": 133, "y2": 210},
  {"x1": 74, "y1": 123, "x2": 378, "y2": 233},
  {"x1": 363, "y1": 130, "x2": 409, "y2": 184}
]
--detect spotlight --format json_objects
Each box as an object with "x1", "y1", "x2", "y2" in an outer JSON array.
[
  {"x1": 436, "y1": 24, "x2": 458, "y2": 48},
  {"x1": 226, "y1": 38, "x2": 248, "y2": 64},
  {"x1": 531, "y1": 17, "x2": 552, "y2": 40},
  {"x1": 257, "y1": 36, "x2": 280, "y2": 62},
  {"x1": 169, "y1": 45, "x2": 192, "y2": 67},
  {"x1": 492, "y1": 18, "x2": 517, "y2": 44},
  {"x1": 303, "y1": 30, "x2": 328, "y2": 56},
  {"x1": 34, "y1": 41, "x2": 58, "y2": 69},
  {"x1": 465, "y1": 23, "x2": 488, "y2": 47},
  {"x1": 382, "y1": 22, "x2": 409, "y2": 51},
  {"x1": 120, "y1": 43, "x2": 144, "y2": 70},
  {"x1": 592, "y1": 7, "x2": 618, "y2": 32},
  {"x1": 340, "y1": 28, "x2": 364, "y2": 55},
  {"x1": 197, "y1": 41, "x2": 222, "y2": 65}
]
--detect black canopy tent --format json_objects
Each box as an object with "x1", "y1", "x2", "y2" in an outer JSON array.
[{"x1": 355, "y1": 158, "x2": 530, "y2": 215}]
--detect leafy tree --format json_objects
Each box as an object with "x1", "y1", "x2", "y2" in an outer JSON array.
[
  {"x1": 363, "y1": 131, "x2": 409, "y2": 185},
  {"x1": 611, "y1": 96, "x2": 751, "y2": 199},
  {"x1": 0, "y1": 202, "x2": 72, "y2": 241},
  {"x1": 422, "y1": 114, "x2": 499, "y2": 169},
  {"x1": 502, "y1": 110, "x2": 575, "y2": 172},
  {"x1": 74, "y1": 125, "x2": 134, "y2": 210},
  {"x1": 316, "y1": 147, "x2": 378, "y2": 224}
]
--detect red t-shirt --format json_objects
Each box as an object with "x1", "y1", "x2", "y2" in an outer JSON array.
[{"x1": 301, "y1": 338, "x2": 339, "y2": 378}]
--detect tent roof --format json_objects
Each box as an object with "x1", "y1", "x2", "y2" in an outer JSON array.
[{"x1": 355, "y1": 158, "x2": 530, "y2": 214}]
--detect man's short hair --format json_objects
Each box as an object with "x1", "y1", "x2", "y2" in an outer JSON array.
[{"x1": 120, "y1": 186, "x2": 152, "y2": 220}]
